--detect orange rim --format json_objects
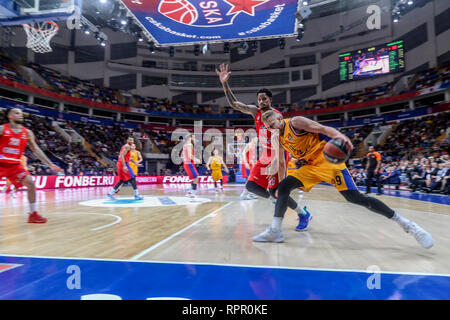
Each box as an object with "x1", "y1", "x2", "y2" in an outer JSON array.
[{"x1": 22, "y1": 21, "x2": 59, "y2": 33}]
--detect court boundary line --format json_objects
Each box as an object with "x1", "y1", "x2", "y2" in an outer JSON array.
[
  {"x1": 0, "y1": 212, "x2": 123, "y2": 231},
  {"x1": 130, "y1": 201, "x2": 234, "y2": 260},
  {"x1": 0, "y1": 263, "x2": 23, "y2": 274},
  {"x1": 0, "y1": 253, "x2": 449, "y2": 278}
]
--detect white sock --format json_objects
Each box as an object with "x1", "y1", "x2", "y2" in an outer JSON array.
[
  {"x1": 271, "y1": 217, "x2": 283, "y2": 232},
  {"x1": 241, "y1": 189, "x2": 249, "y2": 196},
  {"x1": 392, "y1": 212, "x2": 410, "y2": 228},
  {"x1": 134, "y1": 189, "x2": 139, "y2": 196},
  {"x1": 30, "y1": 203, "x2": 37, "y2": 213},
  {"x1": 294, "y1": 204, "x2": 307, "y2": 216}
]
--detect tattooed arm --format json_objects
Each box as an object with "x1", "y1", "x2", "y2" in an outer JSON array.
[{"x1": 216, "y1": 63, "x2": 259, "y2": 117}]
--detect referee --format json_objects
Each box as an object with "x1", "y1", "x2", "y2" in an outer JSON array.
[{"x1": 365, "y1": 146, "x2": 382, "y2": 195}]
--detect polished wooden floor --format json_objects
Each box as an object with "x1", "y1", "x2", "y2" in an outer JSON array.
[{"x1": 0, "y1": 184, "x2": 449, "y2": 275}]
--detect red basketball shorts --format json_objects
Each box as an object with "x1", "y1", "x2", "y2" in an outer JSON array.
[
  {"x1": 248, "y1": 160, "x2": 279, "y2": 190},
  {"x1": 0, "y1": 162, "x2": 30, "y2": 188},
  {"x1": 117, "y1": 162, "x2": 134, "y2": 182},
  {"x1": 183, "y1": 162, "x2": 199, "y2": 180},
  {"x1": 240, "y1": 163, "x2": 252, "y2": 179}
]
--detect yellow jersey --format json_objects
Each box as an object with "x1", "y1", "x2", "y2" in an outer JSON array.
[
  {"x1": 129, "y1": 151, "x2": 139, "y2": 175},
  {"x1": 210, "y1": 156, "x2": 222, "y2": 172},
  {"x1": 210, "y1": 156, "x2": 223, "y2": 182},
  {"x1": 280, "y1": 119, "x2": 328, "y2": 164}
]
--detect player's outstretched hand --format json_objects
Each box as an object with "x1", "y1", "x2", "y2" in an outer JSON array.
[{"x1": 216, "y1": 63, "x2": 231, "y2": 84}]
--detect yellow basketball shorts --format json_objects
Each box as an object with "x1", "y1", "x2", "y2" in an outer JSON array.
[
  {"x1": 129, "y1": 164, "x2": 138, "y2": 176},
  {"x1": 287, "y1": 153, "x2": 357, "y2": 192},
  {"x1": 211, "y1": 170, "x2": 223, "y2": 182}
]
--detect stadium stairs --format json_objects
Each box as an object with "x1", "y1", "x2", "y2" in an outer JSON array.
[
  {"x1": 354, "y1": 124, "x2": 393, "y2": 158},
  {"x1": 52, "y1": 122, "x2": 109, "y2": 168},
  {"x1": 144, "y1": 132, "x2": 163, "y2": 154},
  {"x1": 434, "y1": 131, "x2": 448, "y2": 147}
]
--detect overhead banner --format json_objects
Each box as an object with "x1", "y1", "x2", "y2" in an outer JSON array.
[{"x1": 122, "y1": 0, "x2": 300, "y2": 46}]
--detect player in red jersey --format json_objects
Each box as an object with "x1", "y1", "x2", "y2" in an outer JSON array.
[
  {"x1": 107, "y1": 137, "x2": 143, "y2": 200},
  {"x1": 182, "y1": 134, "x2": 201, "y2": 198},
  {"x1": 0, "y1": 108, "x2": 62, "y2": 223},
  {"x1": 217, "y1": 64, "x2": 308, "y2": 218}
]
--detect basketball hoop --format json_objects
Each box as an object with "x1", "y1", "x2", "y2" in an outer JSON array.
[{"x1": 22, "y1": 21, "x2": 59, "y2": 54}]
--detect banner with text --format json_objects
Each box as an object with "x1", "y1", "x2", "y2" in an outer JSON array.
[
  {"x1": 122, "y1": 0, "x2": 300, "y2": 45},
  {"x1": 0, "y1": 175, "x2": 228, "y2": 190}
]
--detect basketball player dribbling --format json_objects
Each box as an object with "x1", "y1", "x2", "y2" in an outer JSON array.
[
  {"x1": 107, "y1": 137, "x2": 143, "y2": 200},
  {"x1": 206, "y1": 148, "x2": 229, "y2": 193},
  {"x1": 253, "y1": 110, "x2": 434, "y2": 249},
  {"x1": 216, "y1": 63, "x2": 310, "y2": 227},
  {"x1": 0, "y1": 108, "x2": 63, "y2": 223},
  {"x1": 182, "y1": 134, "x2": 201, "y2": 199}
]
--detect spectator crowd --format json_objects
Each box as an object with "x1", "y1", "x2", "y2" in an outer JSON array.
[
  {"x1": 351, "y1": 153, "x2": 449, "y2": 195},
  {"x1": 1, "y1": 52, "x2": 448, "y2": 117}
]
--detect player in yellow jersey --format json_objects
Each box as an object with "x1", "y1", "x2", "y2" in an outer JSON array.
[
  {"x1": 206, "y1": 148, "x2": 229, "y2": 193},
  {"x1": 0, "y1": 155, "x2": 27, "y2": 198},
  {"x1": 252, "y1": 110, "x2": 433, "y2": 249}
]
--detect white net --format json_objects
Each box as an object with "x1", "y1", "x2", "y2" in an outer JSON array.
[{"x1": 22, "y1": 21, "x2": 59, "y2": 54}]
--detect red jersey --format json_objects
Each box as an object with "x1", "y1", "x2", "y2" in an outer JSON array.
[
  {"x1": 118, "y1": 145, "x2": 131, "y2": 165},
  {"x1": 242, "y1": 142, "x2": 257, "y2": 165},
  {"x1": 254, "y1": 109, "x2": 281, "y2": 163},
  {"x1": 0, "y1": 124, "x2": 29, "y2": 164},
  {"x1": 182, "y1": 142, "x2": 194, "y2": 164}
]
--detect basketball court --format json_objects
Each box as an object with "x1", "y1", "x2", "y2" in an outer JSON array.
[{"x1": 0, "y1": 184, "x2": 449, "y2": 299}]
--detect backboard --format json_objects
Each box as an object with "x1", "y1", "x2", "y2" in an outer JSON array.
[{"x1": 0, "y1": 0, "x2": 81, "y2": 26}]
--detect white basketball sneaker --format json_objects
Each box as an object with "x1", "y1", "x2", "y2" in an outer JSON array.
[
  {"x1": 402, "y1": 221, "x2": 434, "y2": 249},
  {"x1": 253, "y1": 227, "x2": 284, "y2": 243}
]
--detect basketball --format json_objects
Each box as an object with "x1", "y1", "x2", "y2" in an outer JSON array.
[
  {"x1": 158, "y1": 0, "x2": 198, "y2": 25},
  {"x1": 323, "y1": 138, "x2": 349, "y2": 164}
]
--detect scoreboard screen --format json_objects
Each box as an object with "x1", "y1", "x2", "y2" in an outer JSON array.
[{"x1": 339, "y1": 40, "x2": 405, "y2": 82}]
